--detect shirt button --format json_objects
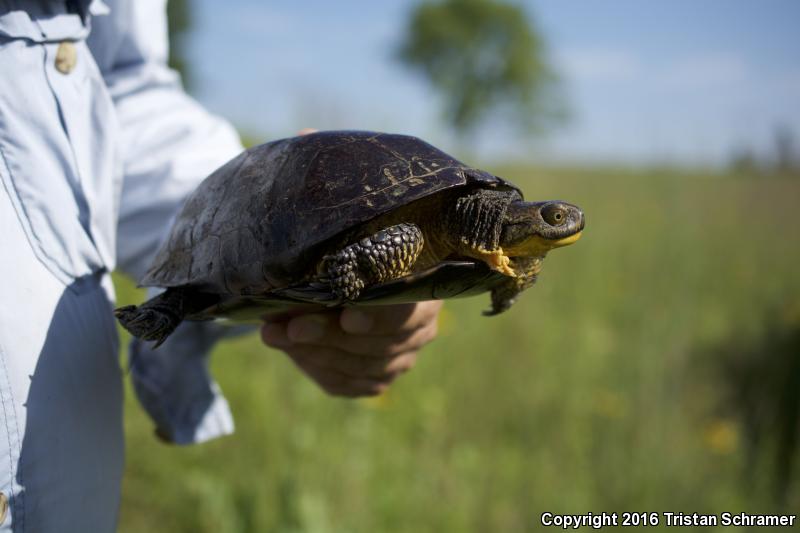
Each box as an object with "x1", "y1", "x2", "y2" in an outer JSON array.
[
  {"x1": 0, "y1": 492, "x2": 8, "y2": 523},
  {"x1": 55, "y1": 41, "x2": 77, "y2": 74}
]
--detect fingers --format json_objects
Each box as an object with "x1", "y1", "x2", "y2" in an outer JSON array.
[
  {"x1": 275, "y1": 311, "x2": 437, "y2": 357},
  {"x1": 340, "y1": 301, "x2": 443, "y2": 336},
  {"x1": 289, "y1": 344, "x2": 417, "y2": 381},
  {"x1": 285, "y1": 345, "x2": 395, "y2": 397},
  {"x1": 260, "y1": 302, "x2": 443, "y2": 398},
  {"x1": 261, "y1": 325, "x2": 419, "y2": 397}
]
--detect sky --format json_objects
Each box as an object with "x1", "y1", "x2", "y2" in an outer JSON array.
[{"x1": 187, "y1": 0, "x2": 800, "y2": 166}]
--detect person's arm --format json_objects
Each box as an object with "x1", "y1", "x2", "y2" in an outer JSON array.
[
  {"x1": 89, "y1": 0, "x2": 244, "y2": 444},
  {"x1": 88, "y1": 0, "x2": 243, "y2": 282}
]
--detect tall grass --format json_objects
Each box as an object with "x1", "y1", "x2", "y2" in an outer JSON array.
[{"x1": 115, "y1": 167, "x2": 799, "y2": 532}]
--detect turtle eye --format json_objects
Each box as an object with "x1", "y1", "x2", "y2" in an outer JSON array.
[{"x1": 541, "y1": 205, "x2": 567, "y2": 226}]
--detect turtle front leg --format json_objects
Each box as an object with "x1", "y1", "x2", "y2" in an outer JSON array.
[
  {"x1": 483, "y1": 255, "x2": 543, "y2": 316},
  {"x1": 322, "y1": 223, "x2": 424, "y2": 302}
]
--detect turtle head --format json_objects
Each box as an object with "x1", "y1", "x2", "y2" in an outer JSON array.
[{"x1": 499, "y1": 200, "x2": 584, "y2": 256}]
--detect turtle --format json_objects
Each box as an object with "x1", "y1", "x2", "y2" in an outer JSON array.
[{"x1": 115, "y1": 131, "x2": 584, "y2": 346}]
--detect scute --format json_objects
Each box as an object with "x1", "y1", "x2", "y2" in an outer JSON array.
[{"x1": 141, "y1": 131, "x2": 514, "y2": 293}]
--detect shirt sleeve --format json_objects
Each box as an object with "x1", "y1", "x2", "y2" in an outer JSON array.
[{"x1": 88, "y1": 0, "x2": 247, "y2": 444}]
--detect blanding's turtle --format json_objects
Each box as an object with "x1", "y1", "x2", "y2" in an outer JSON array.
[{"x1": 116, "y1": 131, "x2": 585, "y2": 346}]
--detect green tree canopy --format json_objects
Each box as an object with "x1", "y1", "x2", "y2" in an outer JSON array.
[
  {"x1": 398, "y1": 0, "x2": 564, "y2": 138},
  {"x1": 167, "y1": 0, "x2": 193, "y2": 91}
]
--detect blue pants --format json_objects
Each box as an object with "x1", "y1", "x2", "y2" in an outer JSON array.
[{"x1": 0, "y1": 189, "x2": 124, "y2": 532}]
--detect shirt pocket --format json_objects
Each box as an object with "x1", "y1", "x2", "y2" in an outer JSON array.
[{"x1": 0, "y1": 36, "x2": 119, "y2": 287}]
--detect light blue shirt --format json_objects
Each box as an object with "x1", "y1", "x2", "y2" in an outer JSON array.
[{"x1": 0, "y1": 0, "x2": 245, "y2": 443}]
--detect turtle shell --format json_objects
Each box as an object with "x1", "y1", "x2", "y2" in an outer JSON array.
[{"x1": 141, "y1": 131, "x2": 518, "y2": 294}]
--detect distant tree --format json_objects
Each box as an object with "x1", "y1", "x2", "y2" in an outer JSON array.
[
  {"x1": 167, "y1": 0, "x2": 193, "y2": 91},
  {"x1": 773, "y1": 125, "x2": 798, "y2": 174},
  {"x1": 397, "y1": 0, "x2": 564, "y2": 139},
  {"x1": 728, "y1": 145, "x2": 761, "y2": 177}
]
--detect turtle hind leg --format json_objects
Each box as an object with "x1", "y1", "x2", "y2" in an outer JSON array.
[
  {"x1": 322, "y1": 223, "x2": 424, "y2": 302},
  {"x1": 115, "y1": 287, "x2": 206, "y2": 347},
  {"x1": 115, "y1": 304, "x2": 179, "y2": 348}
]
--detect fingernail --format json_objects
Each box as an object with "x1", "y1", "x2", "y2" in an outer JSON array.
[
  {"x1": 261, "y1": 323, "x2": 290, "y2": 347},
  {"x1": 341, "y1": 309, "x2": 374, "y2": 334},
  {"x1": 287, "y1": 314, "x2": 327, "y2": 343}
]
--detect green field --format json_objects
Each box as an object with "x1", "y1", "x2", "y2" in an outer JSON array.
[{"x1": 115, "y1": 167, "x2": 800, "y2": 532}]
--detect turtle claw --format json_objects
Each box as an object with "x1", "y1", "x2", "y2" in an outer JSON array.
[
  {"x1": 482, "y1": 298, "x2": 513, "y2": 316},
  {"x1": 482, "y1": 305, "x2": 509, "y2": 317}
]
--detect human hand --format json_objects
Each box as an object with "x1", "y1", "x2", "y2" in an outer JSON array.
[{"x1": 260, "y1": 301, "x2": 443, "y2": 397}]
